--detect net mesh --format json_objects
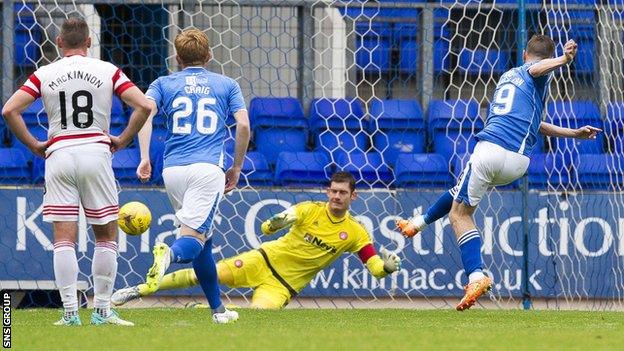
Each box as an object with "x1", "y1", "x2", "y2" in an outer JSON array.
[{"x1": 1, "y1": 0, "x2": 624, "y2": 310}]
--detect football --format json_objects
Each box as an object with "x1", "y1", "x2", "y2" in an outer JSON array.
[{"x1": 118, "y1": 201, "x2": 152, "y2": 235}]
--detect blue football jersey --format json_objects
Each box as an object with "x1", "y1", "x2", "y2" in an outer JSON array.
[
  {"x1": 146, "y1": 67, "x2": 246, "y2": 168},
  {"x1": 475, "y1": 62, "x2": 552, "y2": 156}
]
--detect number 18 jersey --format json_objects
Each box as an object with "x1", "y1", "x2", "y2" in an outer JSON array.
[
  {"x1": 145, "y1": 67, "x2": 246, "y2": 169},
  {"x1": 20, "y1": 54, "x2": 135, "y2": 155},
  {"x1": 475, "y1": 62, "x2": 552, "y2": 156}
]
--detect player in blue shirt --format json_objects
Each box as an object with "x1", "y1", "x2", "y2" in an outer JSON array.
[
  {"x1": 130, "y1": 29, "x2": 250, "y2": 323},
  {"x1": 396, "y1": 35, "x2": 601, "y2": 311}
]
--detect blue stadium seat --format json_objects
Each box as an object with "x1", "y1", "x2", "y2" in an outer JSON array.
[
  {"x1": 249, "y1": 97, "x2": 306, "y2": 128},
  {"x1": 458, "y1": 49, "x2": 509, "y2": 75},
  {"x1": 15, "y1": 3, "x2": 41, "y2": 66},
  {"x1": 335, "y1": 152, "x2": 393, "y2": 186},
  {"x1": 373, "y1": 131, "x2": 425, "y2": 166},
  {"x1": 428, "y1": 99, "x2": 482, "y2": 160},
  {"x1": 394, "y1": 153, "x2": 452, "y2": 188},
  {"x1": 576, "y1": 154, "x2": 624, "y2": 190},
  {"x1": 369, "y1": 99, "x2": 424, "y2": 130},
  {"x1": 546, "y1": 101, "x2": 604, "y2": 154},
  {"x1": 356, "y1": 37, "x2": 392, "y2": 73},
  {"x1": 399, "y1": 40, "x2": 419, "y2": 74},
  {"x1": 10, "y1": 125, "x2": 47, "y2": 156},
  {"x1": 355, "y1": 21, "x2": 392, "y2": 39},
  {"x1": 274, "y1": 151, "x2": 331, "y2": 187},
  {"x1": 316, "y1": 130, "x2": 368, "y2": 160},
  {"x1": 251, "y1": 97, "x2": 308, "y2": 165},
  {"x1": 527, "y1": 153, "x2": 573, "y2": 189},
  {"x1": 0, "y1": 148, "x2": 31, "y2": 184},
  {"x1": 31, "y1": 156, "x2": 45, "y2": 184},
  {"x1": 112, "y1": 148, "x2": 141, "y2": 185},
  {"x1": 22, "y1": 99, "x2": 46, "y2": 126},
  {"x1": 309, "y1": 98, "x2": 365, "y2": 132},
  {"x1": 605, "y1": 102, "x2": 624, "y2": 151},
  {"x1": 110, "y1": 95, "x2": 127, "y2": 126},
  {"x1": 225, "y1": 151, "x2": 273, "y2": 186}
]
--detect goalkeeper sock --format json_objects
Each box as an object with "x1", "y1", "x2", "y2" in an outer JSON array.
[
  {"x1": 457, "y1": 229, "x2": 484, "y2": 282},
  {"x1": 53, "y1": 241, "x2": 79, "y2": 315},
  {"x1": 170, "y1": 236, "x2": 203, "y2": 263},
  {"x1": 92, "y1": 241, "x2": 118, "y2": 317},
  {"x1": 159, "y1": 268, "x2": 198, "y2": 290},
  {"x1": 423, "y1": 191, "x2": 454, "y2": 225},
  {"x1": 192, "y1": 239, "x2": 224, "y2": 312}
]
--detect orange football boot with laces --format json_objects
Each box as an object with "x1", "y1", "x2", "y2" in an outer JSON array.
[
  {"x1": 396, "y1": 218, "x2": 421, "y2": 238},
  {"x1": 456, "y1": 276, "x2": 493, "y2": 311}
]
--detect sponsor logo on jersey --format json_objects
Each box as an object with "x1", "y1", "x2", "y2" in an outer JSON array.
[{"x1": 303, "y1": 233, "x2": 337, "y2": 254}]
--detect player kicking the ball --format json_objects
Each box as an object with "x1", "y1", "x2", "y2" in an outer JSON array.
[
  {"x1": 112, "y1": 172, "x2": 401, "y2": 309},
  {"x1": 396, "y1": 35, "x2": 602, "y2": 311},
  {"x1": 131, "y1": 29, "x2": 250, "y2": 323},
  {"x1": 2, "y1": 18, "x2": 151, "y2": 326}
]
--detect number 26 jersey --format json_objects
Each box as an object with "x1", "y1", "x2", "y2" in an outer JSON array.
[
  {"x1": 20, "y1": 54, "x2": 136, "y2": 155},
  {"x1": 475, "y1": 62, "x2": 552, "y2": 156}
]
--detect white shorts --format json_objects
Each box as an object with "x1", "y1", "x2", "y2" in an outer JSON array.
[
  {"x1": 450, "y1": 140, "x2": 530, "y2": 207},
  {"x1": 43, "y1": 143, "x2": 118, "y2": 225},
  {"x1": 162, "y1": 163, "x2": 225, "y2": 236}
]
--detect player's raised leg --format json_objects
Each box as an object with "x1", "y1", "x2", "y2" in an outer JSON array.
[{"x1": 396, "y1": 190, "x2": 454, "y2": 237}]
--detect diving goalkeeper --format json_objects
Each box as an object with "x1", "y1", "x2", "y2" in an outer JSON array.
[{"x1": 112, "y1": 171, "x2": 401, "y2": 309}]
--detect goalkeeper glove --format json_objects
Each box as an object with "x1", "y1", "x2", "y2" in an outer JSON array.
[
  {"x1": 380, "y1": 247, "x2": 401, "y2": 274},
  {"x1": 261, "y1": 210, "x2": 296, "y2": 235}
]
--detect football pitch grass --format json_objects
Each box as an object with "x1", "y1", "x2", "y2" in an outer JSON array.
[{"x1": 11, "y1": 308, "x2": 624, "y2": 351}]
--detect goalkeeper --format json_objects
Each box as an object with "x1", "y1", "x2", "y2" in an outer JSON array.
[{"x1": 112, "y1": 172, "x2": 401, "y2": 309}]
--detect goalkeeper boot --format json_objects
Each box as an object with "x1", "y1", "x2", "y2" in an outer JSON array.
[
  {"x1": 145, "y1": 242, "x2": 171, "y2": 293},
  {"x1": 90, "y1": 310, "x2": 134, "y2": 326},
  {"x1": 53, "y1": 314, "x2": 82, "y2": 326},
  {"x1": 456, "y1": 276, "x2": 493, "y2": 311},
  {"x1": 111, "y1": 286, "x2": 141, "y2": 306},
  {"x1": 212, "y1": 309, "x2": 239, "y2": 324},
  {"x1": 396, "y1": 218, "x2": 421, "y2": 238}
]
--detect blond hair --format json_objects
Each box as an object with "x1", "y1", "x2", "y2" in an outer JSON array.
[{"x1": 174, "y1": 29, "x2": 211, "y2": 66}]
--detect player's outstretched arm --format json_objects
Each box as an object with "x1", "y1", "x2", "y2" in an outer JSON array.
[
  {"x1": 136, "y1": 100, "x2": 158, "y2": 182},
  {"x1": 539, "y1": 122, "x2": 602, "y2": 139},
  {"x1": 1, "y1": 90, "x2": 46, "y2": 158},
  {"x1": 261, "y1": 207, "x2": 297, "y2": 235},
  {"x1": 358, "y1": 245, "x2": 401, "y2": 279},
  {"x1": 113, "y1": 86, "x2": 152, "y2": 151},
  {"x1": 224, "y1": 109, "x2": 251, "y2": 193},
  {"x1": 528, "y1": 39, "x2": 577, "y2": 77}
]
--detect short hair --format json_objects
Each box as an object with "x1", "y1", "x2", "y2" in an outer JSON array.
[
  {"x1": 526, "y1": 34, "x2": 555, "y2": 60},
  {"x1": 60, "y1": 17, "x2": 89, "y2": 49},
  {"x1": 329, "y1": 172, "x2": 356, "y2": 192},
  {"x1": 174, "y1": 29, "x2": 211, "y2": 66}
]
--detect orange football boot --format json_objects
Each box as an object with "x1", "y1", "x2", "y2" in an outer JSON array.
[
  {"x1": 456, "y1": 276, "x2": 493, "y2": 311},
  {"x1": 396, "y1": 218, "x2": 421, "y2": 238}
]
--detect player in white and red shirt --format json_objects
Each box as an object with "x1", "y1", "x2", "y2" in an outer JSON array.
[{"x1": 1, "y1": 18, "x2": 151, "y2": 326}]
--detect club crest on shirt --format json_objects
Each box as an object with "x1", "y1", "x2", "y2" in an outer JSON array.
[
  {"x1": 234, "y1": 259, "x2": 243, "y2": 268},
  {"x1": 339, "y1": 231, "x2": 348, "y2": 240}
]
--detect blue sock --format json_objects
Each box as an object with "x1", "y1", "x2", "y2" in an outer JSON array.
[
  {"x1": 170, "y1": 236, "x2": 203, "y2": 263},
  {"x1": 192, "y1": 239, "x2": 224, "y2": 313},
  {"x1": 423, "y1": 191, "x2": 454, "y2": 224},
  {"x1": 457, "y1": 229, "x2": 483, "y2": 277}
]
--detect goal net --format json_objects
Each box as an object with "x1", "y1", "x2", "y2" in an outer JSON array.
[{"x1": 1, "y1": 0, "x2": 623, "y2": 310}]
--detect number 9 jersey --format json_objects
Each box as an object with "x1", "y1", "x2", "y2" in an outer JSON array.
[
  {"x1": 145, "y1": 67, "x2": 246, "y2": 169},
  {"x1": 475, "y1": 62, "x2": 552, "y2": 156},
  {"x1": 20, "y1": 54, "x2": 135, "y2": 156}
]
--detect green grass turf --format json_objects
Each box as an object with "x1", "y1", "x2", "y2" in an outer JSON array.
[{"x1": 9, "y1": 308, "x2": 624, "y2": 351}]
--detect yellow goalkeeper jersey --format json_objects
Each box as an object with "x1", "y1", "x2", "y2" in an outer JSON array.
[{"x1": 260, "y1": 201, "x2": 372, "y2": 293}]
